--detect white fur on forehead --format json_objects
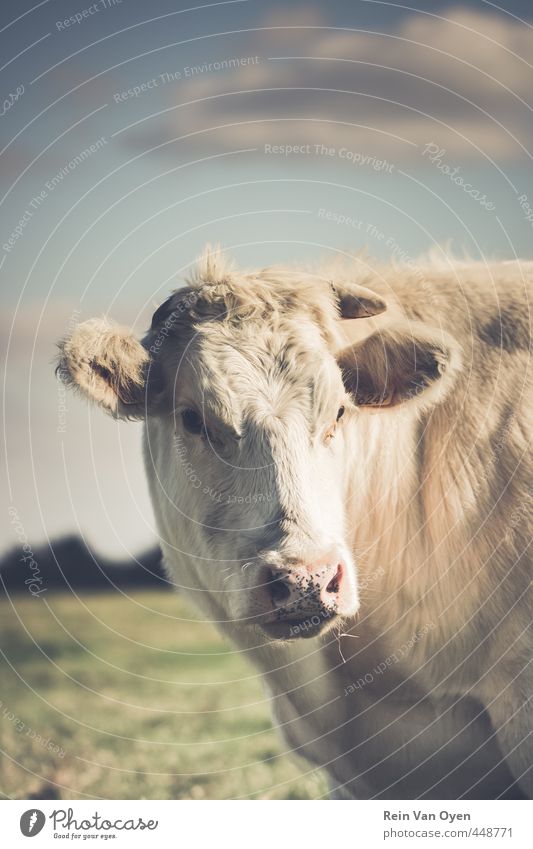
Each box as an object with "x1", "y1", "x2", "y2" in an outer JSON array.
[
  {"x1": 187, "y1": 243, "x2": 237, "y2": 287},
  {"x1": 182, "y1": 244, "x2": 340, "y2": 341},
  {"x1": 191, "y1": 313, "x2": 342, "y2": 432}
]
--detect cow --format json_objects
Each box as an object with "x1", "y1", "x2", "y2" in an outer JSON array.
[{"x1": 57, "y1": 247, "x2": 533, "y2": 799}]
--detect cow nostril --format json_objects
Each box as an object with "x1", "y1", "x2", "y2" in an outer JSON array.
[
  {"x1": 326, "y1": 564, "x2": 343, "y2": 594},
  {"x1": 268, "y1": 571, "x2": 291, "y2": 605}
]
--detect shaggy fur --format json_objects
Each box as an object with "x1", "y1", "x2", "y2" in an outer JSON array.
[
  {"x1": 57, "y1": 318, "x2": 151, "y2": 418},
  {"x1": 57, "y1": 246, "x2": 533, "y2": 799}
]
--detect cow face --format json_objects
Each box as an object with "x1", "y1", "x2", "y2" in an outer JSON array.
[
  {"x1": 57, "y1": 249, "x2": 461, "y2": 641},
  {"x1": 152, "y1": 310, "x2": 359, "y2": 640}
]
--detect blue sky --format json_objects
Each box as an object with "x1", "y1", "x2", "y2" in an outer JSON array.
[{"x1": 2, "y1": 0, "x2": 533, "y2": 557}]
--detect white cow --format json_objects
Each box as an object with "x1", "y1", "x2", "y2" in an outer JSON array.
[{"x1": 58, "y1": 248, "x2": 533, "y2": 799}]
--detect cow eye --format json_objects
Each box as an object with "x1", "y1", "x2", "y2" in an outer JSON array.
[
  {"x1": 181, "y1": 408, "x2": 205, "y2": 435},
  {"x1": 336, "y1": 405, "x2": 345, "y2": 422}
]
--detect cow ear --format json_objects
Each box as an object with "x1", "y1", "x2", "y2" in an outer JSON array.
[
  {"x1": 56, "y1": 318, "x2": 164, "y2": 419},
  {"x1": 337, "y1": 323, "x2": 462, "y2": 410},
  {"x1": 332, "y1": 280, "x2": 387, "y2": 319}
]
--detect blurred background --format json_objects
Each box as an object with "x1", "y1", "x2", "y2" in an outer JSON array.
[{"x1": 1, "y1": 0, "x2": 533, "y2": 799}]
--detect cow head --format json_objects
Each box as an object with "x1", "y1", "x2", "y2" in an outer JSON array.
[{"x1": 57, "y1": 249, "x2": 461, "y2": 641}]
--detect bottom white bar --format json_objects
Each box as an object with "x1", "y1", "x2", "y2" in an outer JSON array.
[{"x1": 3, "y1": 799, "x2": 532, "y2": 848}]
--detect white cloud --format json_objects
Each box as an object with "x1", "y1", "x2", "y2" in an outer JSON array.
[{"x1": 121, "y1": 4, "x2": 533, "y2": 161}]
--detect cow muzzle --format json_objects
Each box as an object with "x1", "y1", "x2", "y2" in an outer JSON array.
[{"x1": 261, "y1": 560, "x2": 344, "y2": 640}]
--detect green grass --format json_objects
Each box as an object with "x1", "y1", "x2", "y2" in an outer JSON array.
[{"x1": 0, "y1": 590, "x2": 327, "y2": 800}]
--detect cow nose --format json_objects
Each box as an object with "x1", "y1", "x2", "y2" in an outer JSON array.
[{"x1": 267, "y1": 561, "x2": 343, "y2": 612}]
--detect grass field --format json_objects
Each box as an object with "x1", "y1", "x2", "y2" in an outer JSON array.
[{"x1": 0, "y1": 590, "x2": 327, "y2": 800}]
